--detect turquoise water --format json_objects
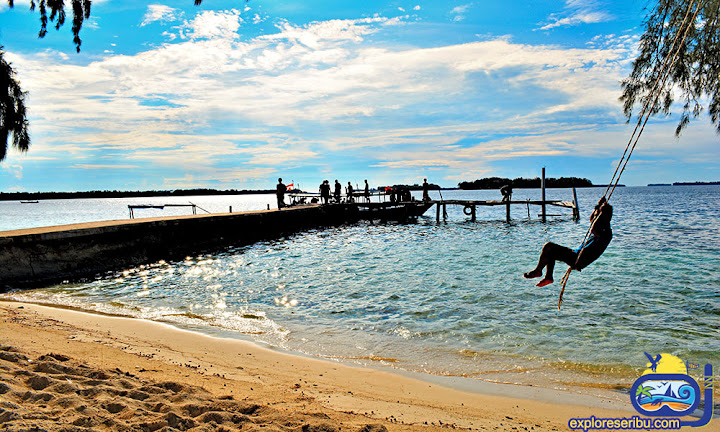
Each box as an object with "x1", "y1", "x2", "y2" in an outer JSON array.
[{"x1": 2, "y1": 186, "x2": 719, "y2": 388}]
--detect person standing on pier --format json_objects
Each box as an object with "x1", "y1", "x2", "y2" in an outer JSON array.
[
  {"x1": 500, "y1": 184, "x2": 513, "y2": 202},
  {"x1": 524, "y1": 197, "x2": 613, "y2": 287},
  {"x1": 346, "y1": 182, "x2": 354, "y2": 203},
  {"x1": 422, "y1": 179, "x2": 430, "y2": 202},
  {"x1": 364, "y1": 180, "x2": 370, "y2": 202},
  {"x1": 334, "y1": 180, "x2": 342, "y2": 203},
  {"x1": 276, "y1": 178, "x2": 287, "y2": 209},
  {"x1": 319, "y1": 180, "x2": 331, "y2": 205}
]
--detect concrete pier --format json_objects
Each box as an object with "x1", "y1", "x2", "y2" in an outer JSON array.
[{"x1": 0, "y1": 204, "x2": 361, "y2": 291}]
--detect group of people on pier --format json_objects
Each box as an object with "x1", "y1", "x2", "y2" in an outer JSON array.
[
  {"x1": 275, "y1": 177, "x2": 372, "y2": 208},
  {"x1": 318, "y1": 179, "x2": 371, "y2": 205},
  {"x1": 275, "y1": 177, "x2": 435, "y2": 208}
]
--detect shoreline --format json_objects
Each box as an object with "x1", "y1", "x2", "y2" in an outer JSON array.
[
  {"x1": 0, "y1": 294, "x2": 641, "y2": 398},
  {"x1": 0, "y1": 298, "x2": 635, "y2": 410},
  {"x1": 0, "y1": 300, "x2": 656, "y2": 432}
]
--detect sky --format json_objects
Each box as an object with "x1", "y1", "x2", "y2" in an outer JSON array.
[{"x1": 0, "y1": 0, "x2": 718, "y2": 192}]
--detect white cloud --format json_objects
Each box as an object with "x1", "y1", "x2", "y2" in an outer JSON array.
[
  {"x1": 162, "y1": 167, "x2": 277, "y2": 189},
  {"x1": 161, "y1": 31, "x2": 177, "y2": 41},
  {"x1": 450, "y1": 4, "x2": 471, "y2": 22},
  {"x1": 7, "y1": 14, "x2": 651, "y2": 188},
  {"x1": 179, "y1": 9, "x2": 243, "y2": 40},
  {"x1": 261, "y1": 17, "x2": 389, "y2": 48},
  {"x1": 141, "y1": 5, "x2": 183, "y2": 27},
  {"x1": 1, "y1": 163, "x2": 23, "y2": 180},
  {"x1": 538, "y1": 0, "x2": 611, "y2": 30},
  {"x1": 450, "y1": 5, "x2": 470, "y2": 14},
  {"x1": 414, "y1": 5, "x2": 421, "y2": 11},
  {"x1": 73, "y1": 164, "x2": 141, "y2": 169}
]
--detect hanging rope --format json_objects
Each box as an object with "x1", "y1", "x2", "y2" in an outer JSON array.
[{"x1": 557, "y1": 0, "x2": 705, "y2": 310}]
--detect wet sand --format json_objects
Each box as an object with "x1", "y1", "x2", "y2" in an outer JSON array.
[{"x1": 0, "y1": 301, "x2": 707, "y2": 432}]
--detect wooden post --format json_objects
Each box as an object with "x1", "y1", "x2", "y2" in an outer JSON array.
[
  {"x1": 541, "y1": 167, "x2": 546, "y2": 222},
  {"x1": 572, "y1": 187, "x2": 580, "y2": 221},
  {"x1": 442, "y1": 203, "x2": 447, "y2": 220},
  {"x1": 471, "y1": 205, "x2": 476, "y2": 222},
  {"x1": 526, "y1": 201, "x2": 530, "y2": 219},
  {"x1": 506, "y1": 200, "x2": 511, "y2": 223},
  {"x1": 229, "y1": 206, "x2": 233, "y2": 213},
  {"x1": 436, "y1": 202, "x2": 441, "y2": 222}
]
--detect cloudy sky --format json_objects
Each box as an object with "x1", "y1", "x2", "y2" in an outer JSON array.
[{"x1": 0, "y1": 0, "x2": 717, "y2": 191}]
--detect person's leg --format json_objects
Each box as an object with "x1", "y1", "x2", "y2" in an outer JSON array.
[
  {"x1": 524, "y1": 242, "x2": 576, "y2": 286},
  {"x1": 524, "y1": 242, "x2": 555, "y2": 279}
]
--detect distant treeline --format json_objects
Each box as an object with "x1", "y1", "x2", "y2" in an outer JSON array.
[
  {"x1": 384, "y1": 183, "x2": 442, "y2": 191},
  {"x1": 673, "y1": 181, "x2": 720, "y2": 186},
  {"x1": 458, "y1": 177, "x2": 594, "y2": 190},
  {"x1": 0, "y1": 188, "x2": 275, "y2": 201}
]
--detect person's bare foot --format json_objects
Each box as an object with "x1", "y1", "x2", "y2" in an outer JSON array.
[
  {"x1": 536, "y1": 278, "x2": 553, "y2": 287},
  {"x1": 524, "y1": 269, "x2": 542, "y2": 279}
]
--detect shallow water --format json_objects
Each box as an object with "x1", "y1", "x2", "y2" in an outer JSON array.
[{"x1": 2, "y1": 186, "x2": 719, "y2": 390}]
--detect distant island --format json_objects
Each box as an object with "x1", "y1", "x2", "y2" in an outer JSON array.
[
  {"x1": 0, "y1": 188, "x2": 275, "y2": 201},
  {"x1": 673, "y1": 181, "x2": 720, "y2": 186},
  {"x1": 458, "y1": 176, "x2": 597, "y2": 190},
  {"x1": 380, "y1": 182, "x2": 442, "y2": 191},
  {"x1": 647, "y1": 181, "x2": 719, "y2": 186}
]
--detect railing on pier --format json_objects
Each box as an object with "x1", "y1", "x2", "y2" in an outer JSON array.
[{"x1": 128, "y1": 203, "x2": 211, "y2": 219}]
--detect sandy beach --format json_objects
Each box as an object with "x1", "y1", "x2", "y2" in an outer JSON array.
[{"x1": 3, "y1": 300, "x2": 698, "y2": 432}]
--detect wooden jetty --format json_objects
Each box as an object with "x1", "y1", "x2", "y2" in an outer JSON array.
[
  {"x1": 0, "y1": 202, "x2": 434, "y2": 290},
  {"x1": 430, "y1": 168, "x2": 580, "y2": 222},
  {"x1": 430, "y1": 196, "x2": 579, "y2": 222}
]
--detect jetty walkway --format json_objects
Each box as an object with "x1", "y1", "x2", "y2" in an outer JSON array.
[
  {"x1": 0, "y1": 191, "x2": 578, "y2": 290},
  {"x1": 0, "y1": 202, "x2": 424, "y2": 290}
]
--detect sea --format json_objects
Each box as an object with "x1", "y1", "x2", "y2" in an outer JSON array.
[{"x1": 1, "y1": 186, "x2": 718, "y2": 396}]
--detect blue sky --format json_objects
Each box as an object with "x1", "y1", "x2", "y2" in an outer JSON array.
[{"x1": 0, "y1": 0, "x2": 717, "y2": 191}]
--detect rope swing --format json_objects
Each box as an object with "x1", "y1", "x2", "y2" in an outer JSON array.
[{"x1": 556, "y1": 0, "x2": 705, "y2": 310}]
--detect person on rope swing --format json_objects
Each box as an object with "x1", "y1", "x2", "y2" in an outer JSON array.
[{"x1": 524, "y1": 197, "x2": 613, "y2": 287}]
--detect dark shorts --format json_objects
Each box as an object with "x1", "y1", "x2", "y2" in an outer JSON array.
[
  {"x1": 546, "y1": 243, "x2": 579, "y2": 268},
  {"x1": 545, "y1": 234, "x2": 611, "y2": 271},
  {"x1": 574, "y1": 236, "x2": 611, "y2": 270}
]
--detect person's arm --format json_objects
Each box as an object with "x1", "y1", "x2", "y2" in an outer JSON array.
[{"x1": 590, "y1": 198, "x2": 608, "y2": 222}]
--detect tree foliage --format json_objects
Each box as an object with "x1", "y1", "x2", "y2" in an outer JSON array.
[
  {"x1": 5, "y1": 0, "x2": 93, "y2": 52},
  {"x1": 5, "y1": 0, "x2": 221, "y2": 52},
  {"x1": 458, "y1": 177, "x2": 594, "y2": 190},
  {"x1": 620, "y1": 0, "x2": 720, "y2": 136},
  {"x1": 0, "y1": 47, "x2": 30, "y2": 162}
]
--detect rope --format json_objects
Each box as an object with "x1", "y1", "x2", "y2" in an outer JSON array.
[
  {"x1": 605, "y1": 0, "x2": 704, "y2": 202},
  {"x1": 557, "y1": 0, "x2": 704, "y2": 310},
  {"x1": 602, "y1": 0, "x2": 700, "y2": 200}
]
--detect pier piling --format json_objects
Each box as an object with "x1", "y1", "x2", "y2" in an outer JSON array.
[
  {"x1": 541, "y1": 167, "x2": 547, "y2": 223},
  {"x1": 571, "y1": 187, "x2": 579, "y2": 221}
]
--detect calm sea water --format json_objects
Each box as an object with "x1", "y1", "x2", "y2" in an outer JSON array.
[{"x1": 2, "y1": 186, "x2": 718, "y2": 390}]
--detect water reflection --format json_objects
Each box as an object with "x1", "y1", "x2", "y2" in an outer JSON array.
[{"x1": 3, "y1": 187, "x2": 719, "y2": 388}]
